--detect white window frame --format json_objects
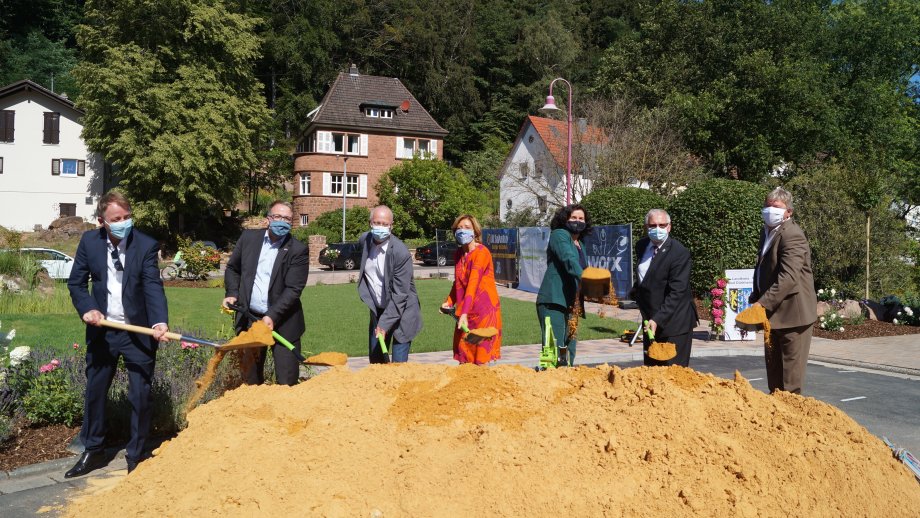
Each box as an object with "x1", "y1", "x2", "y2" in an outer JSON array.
[
  {"x1": 322, "y1": 172, "x2": 367, "y2": 198},
  {"x1": 299, "y1": 173, "x2": 310, "y2": 195},
  {"x1": 330, "y1": 173, "x2": 343, "y2": 195},
  {"x1": 396, "y1": 137, "x2": 437, "y2": 159},
  {"x1": 365, "y1": 107, "x2": 393, "y2": 118},
  {"x1": 346, "y1": 174, "x2": 359, "y2": 196},
  {"x1": 300, "y1": 214, "x2": 309, "y2": 226}
]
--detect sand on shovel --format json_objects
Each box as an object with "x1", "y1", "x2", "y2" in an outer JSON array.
[
  {"x1": 305, "y1": 351, "x2": 348, "y2": 366},
  {"x1": 65, "y1": 364, "x2": 920, "y2": 517},
  {"x1": 648, "y1": 340, "x2": 677, "y2": 361}
]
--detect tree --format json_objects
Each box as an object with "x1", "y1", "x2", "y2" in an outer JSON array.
[
  {"x1": 75, "y1": 0, "x2": 270, "y2": 234},
  {"x1": 376, "y1": 158, "x2": 486, "y2": 239}
]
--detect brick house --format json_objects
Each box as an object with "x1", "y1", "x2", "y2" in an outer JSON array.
[{"x1": 291, "y1": 66, "x2": 448, "y2": 227}]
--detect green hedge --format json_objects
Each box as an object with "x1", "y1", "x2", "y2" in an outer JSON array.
[
  {"x1": 668, "y1": 179, "x2": 768, "y2": 294},
  {"x1": 580, "y1": 186, "x2": 667, "y2": 245},
  {"x1": 293, "y1": 206, "x2": 370, "y2": 244}
]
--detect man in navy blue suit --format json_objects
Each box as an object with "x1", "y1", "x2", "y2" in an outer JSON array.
[{"x1": 66, "y1": 191, "x2": 170, "y2": 477}]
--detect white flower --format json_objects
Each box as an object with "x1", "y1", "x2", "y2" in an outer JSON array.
[
  {"x1": 893, "y1": 318, "x2": 899, "y2": 325},
  {"x1": 905, "y1": 307, "x2": 914, "y2": 317},
  {"x1": 898, "y1": 311, "x2": 903, "y2": 316},
  {"x1": 820, "y1": 323, "x2": 826, "y2": 329},
  {"x1": 8, "y1": 346, "x2": 31, "y2": 367},
  {"x1": 6, "y1": 329, "x2": 15, "y2": 341},
  {"x1": 819, "y1": 316, "x2": 825, "y2": 322},
  {"x1": 831, "y1": 289, "x2": 836, "y2": 296},
  {"x1": 818, "y1": 289, "x2": 825, "y2": 295},
  {"x1": 832, "y1": 313, "x2": 838, "y2": 319},
  {"x1": 839, "y1": 327, "x2": 845, "y2": 332}
]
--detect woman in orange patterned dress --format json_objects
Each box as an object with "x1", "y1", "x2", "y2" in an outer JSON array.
[{"x1": 441, "y1": 215, "x2": 502, "y2": 364}]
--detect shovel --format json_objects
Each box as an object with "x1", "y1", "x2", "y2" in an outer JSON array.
[
  {"x1": 98, "y1": 319, "x2": 270, "y2": 351},
  {"x1": 226, "y1": 303, "x2": 348, "y2": 366},
  {"x1": 439, "y1": 306, "x2": 498, "y2": 344},
  {"x1": 644, "y1": 319, "x2": 677, "y2": 362}
]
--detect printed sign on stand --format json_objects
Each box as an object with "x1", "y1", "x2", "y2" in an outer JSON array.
[
  {"x1": 482, "y1": 228, "x2": 518, "y2": 285},
  {"x1": 516, "y1": 226, "x2": 550, "y2": 293},
  {"x1": 724, "y1": 268, "x2": 756, "y2": 341}
]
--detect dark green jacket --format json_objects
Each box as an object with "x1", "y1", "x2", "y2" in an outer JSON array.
[{"x1": 537, "y1": 228, "x2": 584, "y2": 307}]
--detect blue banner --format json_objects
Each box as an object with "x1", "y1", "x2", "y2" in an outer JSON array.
[
  {"x1": 581, "y1": 224, "x2": 633, "y2": 301},
  {"x1": 482, "y1": 228, "x2": 518, "y2": 285}
]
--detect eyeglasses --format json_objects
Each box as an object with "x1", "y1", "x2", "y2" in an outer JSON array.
[
  {"x1": 111, "y1": 247, "x2": 124, "y2": 272},
  {"x1": 646, "y1": 223, "x2": 669, "y2": 229},
  {"x1": 268, "y1": 214, "x2": 293, "y2": 223}
]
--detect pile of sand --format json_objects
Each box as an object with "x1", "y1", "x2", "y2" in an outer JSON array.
[{"x1": 66, "y1": 364, "x2": 920, "y2": 517}]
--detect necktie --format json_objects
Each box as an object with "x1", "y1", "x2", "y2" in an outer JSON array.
[
  {"x1": 111, "y1": 247, "x2": 124, "y2": 272},
  {"x1": 652, "y1": 245, "x2": 659, "y2": 259}
]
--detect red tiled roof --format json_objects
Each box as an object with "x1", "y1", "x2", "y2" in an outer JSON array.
[{"x1": 527, "y1": 115, "x2": 605, "y2": 168}]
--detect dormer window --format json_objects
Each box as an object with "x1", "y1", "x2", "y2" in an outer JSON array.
[{"x1": 365, "y1": 107, "x2": 393, "y2": 119}]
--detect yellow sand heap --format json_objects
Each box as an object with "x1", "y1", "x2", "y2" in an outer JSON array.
[
  {"x1": 305, "y1": 351, "x2": 348, "y2": 366},
  {"x1": 648, "y1": 341, "x2": 677, "y2": 361},
  {"x1": 65, "y1": 364, "x2": 920, "y2": 517}
]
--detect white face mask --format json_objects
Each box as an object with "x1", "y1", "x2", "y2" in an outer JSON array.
[{"x1": 762, "y1": 206, "x2": 786, "y2": 228}]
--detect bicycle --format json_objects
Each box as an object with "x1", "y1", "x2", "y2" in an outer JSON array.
[{"x1": 160, "y1": 260, "x2": 206, "y2": 280}]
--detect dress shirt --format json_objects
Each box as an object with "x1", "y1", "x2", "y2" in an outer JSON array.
[
  {"x1": 638, "y1": 236, "x2": 668, "y2": 283},
  {"x1": 364, "y1": 239, "x2": 389, "y2": 309},
  {"x1": 105, "y1": 237, "x2": 127, "y2": 323},
  {"x1": 250, "y1": 231, "x2": 284, "y2": 314}
]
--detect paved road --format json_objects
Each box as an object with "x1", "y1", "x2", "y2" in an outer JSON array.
[{"x1": 611, "y1": 356, "x2": 920, "y2": 455}]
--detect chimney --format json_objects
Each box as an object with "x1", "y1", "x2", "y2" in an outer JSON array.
[{"x1": 349, "y1": 64, "x2": 359, "y2": 76}]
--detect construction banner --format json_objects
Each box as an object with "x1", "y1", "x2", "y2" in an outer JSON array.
[
  {"x1": 724, "y1": 268, "x2": 756, "y2": 341},
  {"x1": 517, "y1": 226, "x2": 551, "y2": 293},
  {"x1": 482, "y1": 228, "x2": 518, "y2": 285},
  {"x1": 581, "y1": 225, "x2": 632, "y2": 301}
]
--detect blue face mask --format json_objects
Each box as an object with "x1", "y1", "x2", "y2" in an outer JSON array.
[
  {"x1": 106, "y1": 218, "x2": 133, "y2": 240},
  {"x1": 371, "y1": 225, "x2": 391, "y2": 242},
  {"x1": 454, "y1": 229, "x2": 475, "y2": 245},
  {"x1": 269, "y1": 220, "x2": 291, "y2": 237},
  {"x1": 648, "y1": 226, "x2": 668, "y2": 243}
]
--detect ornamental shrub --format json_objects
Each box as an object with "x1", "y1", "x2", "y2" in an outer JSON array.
[
  {"x1": 292, "y1": 206, "x2": 370, "y2": 244},
  {"x1": 580, "y1": 186, "x2": 667, "y2": 246},
  {"x1": 176, "y1": 237, "x2": 221, "y2": 280},
  {"x1": 668, "y1": 179, "x2": 768, "y2": 295},
  {"x1": 22, "y1": 360, "x2": 83, "y2": 426}
]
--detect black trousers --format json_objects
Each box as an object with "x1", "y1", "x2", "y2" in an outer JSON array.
[
  {"x1": 82, "y1": 329, "x2": 156, "y2": 462},
  {"x1": 642, "y1": 330, "x2": 692, "y2": 367},
  {"x1": 239, "y1": 314, "x2": 301, "y2": 386}
]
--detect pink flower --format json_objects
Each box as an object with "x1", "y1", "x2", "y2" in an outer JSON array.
[
  {"x1": 180, "y1": 341, "x2": 199, "y2": 350},
  {"x1": 711, "y1": 288, "x2": 724, "y2": 297},
  {"x1": 714, "y1": 317, "x2": 723, "y2": 325},
  {"x1": 39, "y1": 362, "x2": 59, "y2": 373},
  {"x1": 50, "y1": 359, "x2": 60, "y2": 367},
  {"x1": 716, "y1": 278, "x2": 727, "y2": 289},
  {"x1": 73, "y1": 343, "x2": 80, "y2": 349},
  {"x1": 711, "y1": 308, "x2": 724, "y2": 318},
  {"x1": 712, "y1": 299, "x2": 724, "y2": 308}
]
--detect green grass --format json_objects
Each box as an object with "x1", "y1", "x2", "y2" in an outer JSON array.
[{"x1": 2, "y1": 280, "x2": 632, "y2": 358}]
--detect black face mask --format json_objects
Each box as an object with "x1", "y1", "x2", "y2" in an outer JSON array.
[{"x1": 565, "y1": 220, "x2": 586, "y2": 234}]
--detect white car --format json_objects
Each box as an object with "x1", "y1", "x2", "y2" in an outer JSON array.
[{"x1": 19, "y1": 248, "x2": 75, "y2": 280}]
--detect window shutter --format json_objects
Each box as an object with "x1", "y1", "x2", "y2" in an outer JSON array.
[
  {"x1": 43, "y1": 112, "x2": 61, "y2": 144},
  {"x1": 1, "y1": 110, "x2": 14, "y2": 142},
  {"x1": 361, "y1": 134, "x2": 368, "y2": 156},
  {"x1": 319, "y1": 131, "x2": 333, "y2": 153},
  {"x1": 396, "y1": 137, "x2": 403, "y2": 158},
  {"x1": 77, "y1": 160, "x2": 86, "y2": 176},
  {"x1": 51, "y1": 159, "x2": 60, "y2": 175},
  {"x1": 430, "y1": 139, "x2": 438, "y2": 158},
  {"x1": 322, "y1": 172, "x2": 331, "y2": 195},
  {"x1": 359, "y1": 174, "x2": 367, "y2": 198}
]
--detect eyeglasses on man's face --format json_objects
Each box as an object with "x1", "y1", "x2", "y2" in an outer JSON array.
[
  {"x1": 646, "y1": 222, "x2": 669, "y2": 229},
  {"x1": 268, "y1": 214, "x2": 293, "y2": 223}
]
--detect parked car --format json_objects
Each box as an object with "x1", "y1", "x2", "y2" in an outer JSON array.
[
  {"x1": 18, "y1": 248, "x2": 75, "y2": 279},
  {"x1": 318, "y1": 242, "x2": 363, "y2": 270},
  {"x1": 415, "y1": 241, "x2": 458, "y2": 266}
]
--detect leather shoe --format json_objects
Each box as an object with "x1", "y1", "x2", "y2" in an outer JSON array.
[{"x1": 65, "y1": 450, "x2": 108, "y2": 478}]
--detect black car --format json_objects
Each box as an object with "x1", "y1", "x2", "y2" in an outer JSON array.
[
  {"x1": 318, "y1": 242, "x2": 362, "y2": 270},
  {"x1": 415, "y1": 241, "x2": 458, "y2": 266}
]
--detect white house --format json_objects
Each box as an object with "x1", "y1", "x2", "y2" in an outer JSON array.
[
  {"x1": 0, "y1": 79, "x2": 108, "y2": 231},
  {"x1": 498, "y1": 116, "x2": 600, "y2": 222}
]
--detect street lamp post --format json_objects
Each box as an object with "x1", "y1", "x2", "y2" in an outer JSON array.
[
  {"x1": 539, "y1": 77, "x2": 573, "y2": 205},
  {"x1": 341, "y1": 156, "x2": 348, "y2": 242}
]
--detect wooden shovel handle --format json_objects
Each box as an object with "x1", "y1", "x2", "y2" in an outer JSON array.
[{"x1": 98, "y1": 319, "x2": 182, "y2": 341}]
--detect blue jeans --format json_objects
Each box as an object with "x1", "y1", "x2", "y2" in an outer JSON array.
[{"x1": 368, "y1": 309, "x2": 411, "y2": 364}]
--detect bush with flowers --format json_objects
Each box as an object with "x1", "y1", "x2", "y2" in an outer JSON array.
[
  {"x1": 816, "y1": 287, "x2": 838, "y2": 302},
  {"x1": 705, "y1": 276, "x2": 729, "y2": 338},
  {"x1": 818, "y1": 310, "x2": 845, "y2": 333},
  {"x1": 892, "y1": 299, "x2": 919, "y2": 326},
  {"x1": 22, "y1": 357, "x2": 82, "y2": 426}
]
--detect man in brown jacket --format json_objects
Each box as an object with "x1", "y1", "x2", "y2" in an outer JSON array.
[{"x1": 750, "y1": 187, "x2": 817, "y2": 394}]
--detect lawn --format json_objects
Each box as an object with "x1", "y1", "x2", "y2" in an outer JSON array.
[{"x1": 2, "y1": 280, "x2": 632, "y2": 358}]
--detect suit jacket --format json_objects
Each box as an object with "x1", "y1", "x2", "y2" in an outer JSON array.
[
  {"x1": 536, "y1": 228, "x2": 584, "y2": 308},
  {"x1": 632, "y1": 236, "x2": 697, "y2": 337},
  {"x1": 751, "y1": 219, "x2": 817, "y2": 329},
  {"x1": 68, "y1": 227, "x2": 168, "y2": 345},
  {"x1": 224, "y1": 229, "x2": 309, "y2": 342},
  {"x1": 357, "y1": 232, "x2": 422, "y2": 343}
]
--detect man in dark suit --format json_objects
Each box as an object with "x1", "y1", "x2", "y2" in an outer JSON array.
[
  {"x1": 357, "y1": 205, "x2": 422, "y2": 363},
  {"x1": 631, "y1": 209, "x2": 697, "y2": 367},
  {"x1": 750, "y1": 187, "x2": 817, "y2": 394},
  {"x1": 66, "y1": 191, "x2": 170, "y2": 477},
  {"x1": 223, "y1": 200, "x2": 309, "y2": 385}
]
